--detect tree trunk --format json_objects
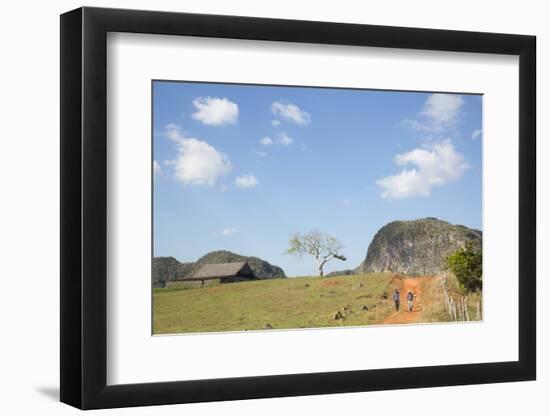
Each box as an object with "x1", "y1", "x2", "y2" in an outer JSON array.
[{"x1": 317, "y1": 258, "x2": 326, "y2": 277}]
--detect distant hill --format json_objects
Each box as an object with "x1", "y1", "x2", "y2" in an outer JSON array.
[
  {"x1": 152, "y1": 257, "x2": 194, "y2": 288},
  {"x1": 326, "y1": 269, "x2": 358, "y2": 277},
  {"x1": 358, "y1": 218, "x2": 482, "y2": 276},
  {"x1": 153, "y1": 250, "x2": 286, "y2": 287}
]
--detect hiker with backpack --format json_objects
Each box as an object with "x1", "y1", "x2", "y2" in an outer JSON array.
[{"x1": 407, "y1": 290, "x2": 415, "y2": 312}]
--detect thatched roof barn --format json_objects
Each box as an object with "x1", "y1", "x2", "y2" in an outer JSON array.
[
  {"x1": 192, "y1": 261, "x2": 256, "y2": 281},
  {"x1": 166, "y1": 262, "x2": 258, "y2": 288}
]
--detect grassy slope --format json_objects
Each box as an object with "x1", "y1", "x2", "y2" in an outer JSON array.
[
  {"x1": 153, "y1": 273, "x2": 396, "y2": 334},
  {"x1": 421, "y1": 273, "x2": 482, "y2": 323}
]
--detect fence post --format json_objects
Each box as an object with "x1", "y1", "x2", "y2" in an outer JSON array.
[
  {"x1": 464, "y1": 296, "x2": 470, "y2": 321},
  {"x1": 450, "y1": 297, "x2": 457, "y2": 321}
]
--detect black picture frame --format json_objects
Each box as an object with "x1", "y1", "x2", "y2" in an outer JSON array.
[{"x1": 60, "y1": 6, "x2": 536, "y2": 410}]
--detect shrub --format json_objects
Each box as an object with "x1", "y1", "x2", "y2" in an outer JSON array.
[{"x1": 446, "y1": 242, "x2": 482, "y2": 293}]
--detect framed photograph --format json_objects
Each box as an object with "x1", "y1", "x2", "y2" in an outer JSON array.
[{"x1": 60, "y1": 7, "x2": 536, "y2": 409}]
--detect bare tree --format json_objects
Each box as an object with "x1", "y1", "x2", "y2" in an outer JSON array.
[{"x1": 286, "y1": 231, "x2": 346, "y2": 276}]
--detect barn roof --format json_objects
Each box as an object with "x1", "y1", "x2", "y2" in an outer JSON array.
[{"x1": 192, "y1": 262, "x2": 252, "y2": 279}]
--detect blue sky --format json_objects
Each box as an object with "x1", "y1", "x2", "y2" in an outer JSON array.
[{"x1": 153, "y1": 81, "x2": 482, "y2": 277}]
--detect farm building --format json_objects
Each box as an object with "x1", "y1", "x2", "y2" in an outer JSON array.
[{"x1": 166, "y1": 261, "x2": 257, "y2": 288}]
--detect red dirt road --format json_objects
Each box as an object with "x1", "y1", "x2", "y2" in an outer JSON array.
[{"x1": 383, "y1": 276, "x2": 433, "y2": 324}]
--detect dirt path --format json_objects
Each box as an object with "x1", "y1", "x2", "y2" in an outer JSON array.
[{"x1": 382, "y1": 276, "x2": 432, "y2": 325}]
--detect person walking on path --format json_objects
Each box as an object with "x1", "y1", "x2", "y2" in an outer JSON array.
[
  {"x1": 407, "y1": 290, "x2": 415, "y2": 312},
  {"x1": 392, "y1": 289, "x2": 400, "y2": 312}
]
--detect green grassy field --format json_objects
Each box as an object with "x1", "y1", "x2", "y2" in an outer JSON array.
[{"x1": 153, "y1": 273, "x2": 397, "y2": 334}]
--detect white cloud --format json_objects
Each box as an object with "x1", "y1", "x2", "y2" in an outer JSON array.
[
  {"x1": 472, "y1": 128, "x2": 482, "y2": 140},
  {"x1": 235, "y1": 174, "x2": 259, "y2": 188},
  {"x1": 175, "y1": 140, "x2": 231, "y2": 185},
  {"x1": 259, "y1": 136, "x2": 274, "y2": 146},
  {"x1": 220, "y1": 227, "x2": 240, "y2": 236},
  {"x1": 271, "y1": 101, "x2": 311, "y2": 125},
  {"x1": 165, "y1": 123, "x2": 184, "y2": 141},
  {"x1": 420, "y1": 94, "x2": 464, "y2": 125},
  {"x1": 163, "y1": 159, "x2": 176, "y2": 166},
  {"x1": 251, "y1": 150, "x2": 268, "y2": 157},
  {"x1": 402, "y1": 118, "x2": 441, "y2": 133},
  {"x1": 260, "y1": 133, "x2": 294, "y2": 146},
  {"x1": 191, "y1": 97, "x2": 239, "y2": 126},
  {"x1": 153, "y1": 160, "x2": 161, "y2": 175},
  {"x1": 276, "y1": 132, "x2": 294, "y2": 146},
  {"x1": 376, "y1": 140, "x2": 468, "y2": 199},
  {"x1": 165, "y1": 124, "x2": 231, "y2": 186},
  {"x1": 342, "y1": 199, "x2": 351, "y2": 205},
  {"x1": 272, "y1": 119, "x2": 281, "y2": 127},
  {"x1": 403, "y1": 94, "x2": 465, "y2": 134}
]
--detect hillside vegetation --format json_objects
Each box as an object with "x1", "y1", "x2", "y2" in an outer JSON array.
[{"x1": 421, "y1": 272, "x2": 483, "y2": 323}]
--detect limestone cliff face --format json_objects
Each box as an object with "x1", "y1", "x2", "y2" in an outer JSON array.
[{"x1": 359, "y1": 218, "x2": 481, "y2": 276}]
